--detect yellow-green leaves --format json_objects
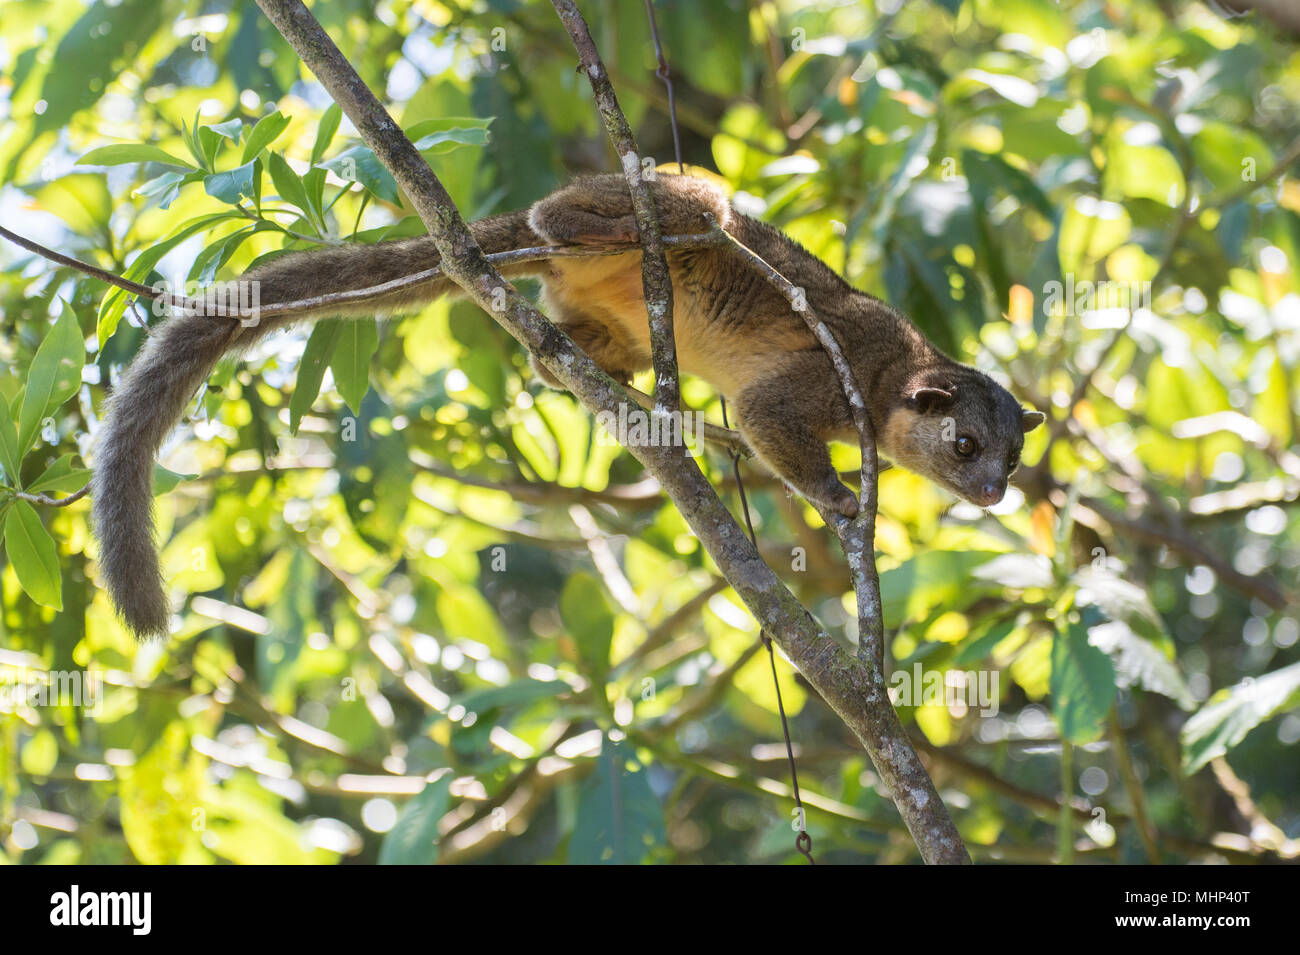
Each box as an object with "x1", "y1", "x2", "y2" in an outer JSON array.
[
  {"x1": 0, "y1": 310, "x2": 87, "y2": 612},
  {"x1": 4, "y1": 501, "x2": 62, "y2": 610},
  {"x1": 18, "y1": 307, "x2": 83, "y2": 457},
  {"x1": 241, "y1": 110, "x2": 292, "y2": 165},
  {"x1": 77, "y1": 143, "x2": 192, "y2": 169},
  {"x1": 289, "y1": 321, "x2": 343, "y2": 433},
  {"x1": 330, "y1": 318, "x2": 379, "y2": 415},
  {"x1": 560, "y1": 572, "x2": 615, "y2": 676},
  {"x1": 0, "y1": 393, "x2": 20, "y2": 485},
  {"x1": 119, "y1": 722, "x2": 207, "y2": 864}
]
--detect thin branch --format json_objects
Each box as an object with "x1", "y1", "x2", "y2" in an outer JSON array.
[
  {"x1": 6, "y1": 485, "x2": 90, "y2": 508},
  {"x1": 703, "y1": 221, "x2": 886, "y2": 674},
  {"x1": 551, "y1": 0, "x2": 681, "y2": 416},
  {"x1": 1075, "y1": 493, "x2": 1291, "y2": 609},
  {"x1": 0, "y1": 221, "x2": 725, "y2": 321},
  {"x1": 1188, "y1": 476, "x2": 1300, "y2": 521},
  {"x1": 1110, "y1": 711, "x2": 1162, "y2": 863}
]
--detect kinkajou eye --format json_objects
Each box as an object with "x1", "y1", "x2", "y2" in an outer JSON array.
[{"x1": 956, "y1": 435, "x2": 977, "y2": 457}]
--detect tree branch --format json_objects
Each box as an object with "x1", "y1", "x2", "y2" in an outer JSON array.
[{"x1": 550, "y1": 0, "x2": 680, "y2": 417}]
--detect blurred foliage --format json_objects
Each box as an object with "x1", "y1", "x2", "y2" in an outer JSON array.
[{"x1": 2, "y1": 0, "x2": 1299, "y2": 864}]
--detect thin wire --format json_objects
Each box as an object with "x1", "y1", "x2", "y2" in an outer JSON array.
[
  {"x1": 720, "y1": 396, "x2": 815, "y2": 865},
  {"x1": 644, "y1": 0, "x2": 813, "y2": 865},
  {"x1": 643, "y1": 0, "x2": 684, "y2": 175}
]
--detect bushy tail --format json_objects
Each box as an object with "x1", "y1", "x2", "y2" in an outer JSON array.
[{"x1": 92, "y1": 210, "x2": 537, "y2": 637}]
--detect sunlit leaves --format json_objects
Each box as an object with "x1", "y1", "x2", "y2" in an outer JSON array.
[
  {"x1": 1182, "y1": 663, "x2": 1300, "y2": 774},
  {"x1": 77, "y1": 144, "x2": 193, "y2": 169},
  {"x1": 0, "y1": 394, "x2": 23, "y2": 485},
  {"x1": 330, "y1": 319, "x2": 379, "y2": 414},
  {"x1": 559, "y1": 572, "x2": 615, "y2": 675},
  {"x1": 290, "y1": 322, "x2": 344, "y2": 433},
  {"x1": 26, "y1": 454, "x2": 91, "y2": 496},
  {"x1": 204, "y1": 160, "x2": 259, "y2": 206},
  {"x1": 267, "y1": 150, "x2": 323, "y2": 233},
  {"x1": 4, "y1": 500, "x2": 62, "y2": 610},
  {"x1": 241, "y1": 111, "x2": 292, "y2": 165},
  {"x1": 18, "y1": 307, "x2": 83, "y2": 457}
]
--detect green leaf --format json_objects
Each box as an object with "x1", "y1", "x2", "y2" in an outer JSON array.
[
  {"x1": 153, "y1": 464, "x2": 196, "y2": 495},
  {"x1": 26, "y1": 454, "x2": 90, "y2": 495},
  {"x1": 4, "y1": 501, "x2": 62, "y2": 610},
  {"x1": 134, "y1": 170, "x2": 188, "y2": 209},
  {"x1": 879, "y1": 550, "x2": 1003, "y2": 629},
  {"x1": 197, "y1": 119, "x2": 244, "y2": 170},
  {"x1": 317, "y1": 145, "x2": 400, "y2": 204},
  {"x1": 329, "y1": 319, "x2": 378, "y2": 414},
  {"x1": 207, "y1": 118, "x2": 245, "y2": 142},
  {"x1": 203, "y1": 160, "x2": 258, "y2": 206},
  {"x1": 954, "y1": 617, "x2": 1019, "y2": 666},
  {"x1": 19, "y1": 308, "x2": 84, "y2": 457},
  {"x1": 0, "y1": 393, "x2": 21, "y2": 486},
  {"x1": 267, "y1": 151, "x2": 318, "y2": 226},
  {"x1": 378, "y1": 774, "x2": 452, "y2": 864},
  {"x1": 1050, "y1": 619, "x2": 1116, "y2": 743},
  {"x1": 1181, "y1": 662, "x2": 1300, "y2": 773},
  {"x1": 559, "y1": 572, "x2": 615, "y2": 675},
  {"x1": 290, "y1": 321, "x2": 343, "y2": 433},
  {"x1": 311, "y1": 103, "x2": 343, "y2": 164},
  {"x1": 1103, "y1": 136, "x2": 1184, "y2": 207},
  {"x1": 77, "y1": 144, "x2": 193, "y2": 169},
  {"x1": 569, "y1": 738, "x2": 664, "y2": 864},
  {"x1": 242, "y1": 111, "x2": 292, "y2": 164},
  {"x1": 180, "y1": 118, "x2": 206, "y2": 171},
  {"x1": 1191, "y1": 121, "x2": 1274, "y2": 197},
  {"x1": 407, "y1": 116, "x2": 493, "y2": 154}
]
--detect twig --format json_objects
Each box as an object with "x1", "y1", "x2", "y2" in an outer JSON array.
[
  {"x1": 1187, "y1": 476, "x2": 1300, "y2": 521},
  {"x1": 1110, "y1": 711, "x2": 1162, "y2": 863},
  {"x1": 7, "y1": 485, "x2": 90, "y2": 508},
  {"x1": 1075, "y1": 493, "x2": 1291, "y2": 609}
]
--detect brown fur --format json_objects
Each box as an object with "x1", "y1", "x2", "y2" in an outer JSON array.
[{"x1": 93, "y1": 173, "x2": 1043, "y2": 638}]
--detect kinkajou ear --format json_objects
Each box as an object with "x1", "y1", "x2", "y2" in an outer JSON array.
[
  {"x1": 1021, "y1": 409, "x2": 1046, "y2": 432},
  {"x1": 910, "y1": 386, "x2": 955, "y2": 415}
]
